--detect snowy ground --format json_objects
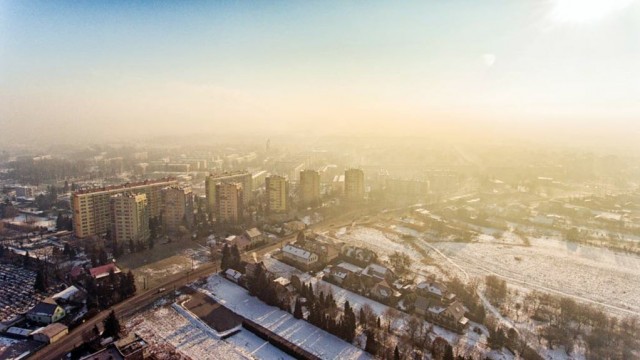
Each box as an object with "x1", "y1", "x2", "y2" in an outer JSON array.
[
  {"x1": 429, "y1": 235, "x2": 640, "y2": 317},
  {"x1": 334, "y1": 226, "x2": 445, "y2": 279},
  {"x1": 339, "y1": 226, "x2": 640, "y2": 318},
  {"x1": 201, "y1": 275, "x2": 372, "y2": 360},
  {"x1": 134, "y1": 246, "x2": 210, "y2": 282},
  {"x1": 127, "y1": 301, "x2": 293, "y2": 360}
]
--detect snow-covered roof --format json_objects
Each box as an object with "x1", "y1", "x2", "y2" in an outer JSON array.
[
  {"x1": 283, "y1": 244, "x2": 315, "y2": 260},
  {"x1": 32, "y1": 323, "x2": 68, "y2": 338},
  {"x1": 7, "y1": 327, "x2": 32, "y2": 336},
  {"x1": 89, "y1": 263, "x2": 121, "y2": 279},
  {"x1": 273, "y1": 277, "x2": 291, "y2": 287},
  {"x1": 52, "y1": 286, "x2": 81, "y2": 301},
  {"x1": 245, "y1": 228, "x2": 262, "y2": 238},
  {"x1": 364, "y1": 264, "x2": 389, "y2": 277},
  {"x1": 417, "y1": 281, "x2": 446, "y2": 296},
  {"x1": 336, "y1": 262, "x2": 363, "y2": 274},
  {"x1": 224, "y1": 269, "x2": 242, "y2": 280}
]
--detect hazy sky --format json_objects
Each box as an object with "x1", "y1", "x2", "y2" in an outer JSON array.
[{"x1": 1, "y1": 1, "x2": 639, "y2": 144}]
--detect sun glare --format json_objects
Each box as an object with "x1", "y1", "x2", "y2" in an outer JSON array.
[{"x1": 550, "y1": 0, "x2": 635, "y2": 24}]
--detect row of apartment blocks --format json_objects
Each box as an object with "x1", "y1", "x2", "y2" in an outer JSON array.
[
  {"x1": 72, "y1": 179, "x2": 194, "y2": 245},
  {"x1": 204, "y1": 171, "x2": 286, "y2": 223},
  {"x1": 203, "y1": 168, "x2": 366, "y2": 224}
]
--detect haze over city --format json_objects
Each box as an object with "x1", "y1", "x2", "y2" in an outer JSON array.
[
  {"x1": 0, "y1": 1, "x2": 639, "y2": 360},
  {"x1": 1, "y1": 0, "x2": 639, "y2": 146}
]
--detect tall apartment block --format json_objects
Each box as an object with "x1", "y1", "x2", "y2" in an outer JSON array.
[
  {"x1": 266, "y1": 175, "x2": 289, "y2": 213},
  {"x1": 215, "y1": 182, "x2": 244, "y2": 223},
  {"x1": 299, "y1": 169, "x2": 321, "y2": 208},
  {"x1": 110, "y1": 192, "x2": 150, "y2": 249},
  {"x1": 205, "y1": 171, "x2": 252, "y2": 212},
  {"x1": 345, "y1": 168, "x2": 365, "y2": 202},
  {"x1": 161, "y1": 185, "x2": 194, "y2": 232},
  {"x1": 72, "y1": 178, "x2": 177, "y2": 238}
]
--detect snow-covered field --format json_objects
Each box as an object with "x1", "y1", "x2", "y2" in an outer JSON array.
[
  {"x1": 201, "y1": 275, "x2": 372, "y2": 360},
  {"x1": 135, "y1": 246, "x2": 210, "y2": 279},
  {"x1": 334, "y1": 227, "x2": 445, "y2": 279},
  {"x1": 429, "y1": 235, "x2": 640, "y2": 317},
  {"x1": 339, "y1": 226, "x2": 640, "y2": 317},
  {"x1": 127, "y1": 302, "x2": 293, "y2": 360}
]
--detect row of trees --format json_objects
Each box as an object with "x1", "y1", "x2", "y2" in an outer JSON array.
[
  {"x1": 521, "y1": 290, "x2": 639, "y2": 358},
  {"x1": 55, "y1": 212, "x2": 73, "y2": 231},
  {"x1": 85, "y1": 270, "x2": 136, "y2": 309},
  {"x1": 295, "y1": 280, "x2": 358, "y2": 343},
  {"x1": 221, "y1": 244, "x2": 241, "y2": 271}
]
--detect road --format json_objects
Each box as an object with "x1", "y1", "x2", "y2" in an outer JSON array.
[{"x1": 33, "y1": 262, "x2": 219, "y2": 360}]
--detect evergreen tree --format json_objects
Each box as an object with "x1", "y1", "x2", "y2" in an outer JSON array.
[
  {"x1": 23, "y1": 251, "x2": 30, "y2": 267},
  {"x1": 230, "y1": 244, "x2": 241, "y2": 270},
  {"x1": 444, "y1": 345, "x2": 455, "y2": 360},
  {"x1": 365, "y1": 329, "x2": 378, "y2": 356},
  {"x1": 294, "y1": 298, "x2": 303, "y2": 319},
  {"x1": 394, "y1": 345, "x2": 400, "y2": 360},
  {"x1": 34, "y1": 269, "x2": 47, "y2": 292},
  {"x1": 296, "y1": 231, "x2": 305, "y2": 244},
  {"x1": 221, "y1": 244, "x2": 230, "y2": 270},
  {"x1": 102, "y1": 310, "x2": 121, "y2": 339},
  {"x1": 98, "y1": 248, "x2": 108, "y2": 265},
  {"x1": 342, "y1": 301, "x2": 356, "y2": 342},
  {"x1": 56, "y1": 212, "x2": 65, "y2": 231},
  {"x1": 119, "y1": 271, "x2": 136, "y2": 298}
]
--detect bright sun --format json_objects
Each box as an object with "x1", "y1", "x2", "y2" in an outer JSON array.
[{"x1": 550, "y1": 0, "x2": 635, "y2": 24}]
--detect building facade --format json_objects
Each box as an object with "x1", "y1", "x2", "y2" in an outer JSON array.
[
  {"x1": 71, "y1": 179, "x2": 176, "y2": 238},
  {"x1": 110, "y1": 192, "x2": 150, "y2": 249},
  {"x1": 344, "y1": 168, "x2": 365, "y2": 202},
  {"x1": 266, "y1": 175, "x2": 289, "y2": 213},
  {"x1": 299, "y1": 169, "x2": 321, "y2": 208},
  {"x1": 215, "y1": 182, "x2": 244, "y2": 223},
  {"x1": 161, "y1": 186, "x2": 194, "y2": 232},
  {"x1": 205, "y1": 171, "x2": 252, "y2": 212}
]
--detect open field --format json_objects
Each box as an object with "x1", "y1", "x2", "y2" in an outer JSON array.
[
  {"x1": 117, "y1": 240, "x2": 212, "y2": 289},
  {"x1": 337, "y1": 225, "x2": 640, "y2": 318}
]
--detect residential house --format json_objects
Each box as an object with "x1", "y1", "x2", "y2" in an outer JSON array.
[
  {"x1": 369, "y1": 280, "x2": 400, "y2": 304},
  {"x1": 26, "y1": 299, "x2": 66, "y2": 324},
  {"x1": 244, "y1": 228, "x2": 263, "y2": 245},
  {"x1": 299, "y1": 238, "x2": 340, "y2": 263},
  {"x1": 426, "y1": 301, "x2": 469, "y2": 333},
  {"x1": 89, "y1": 263, "x2": 122, "y2": 280},
  {"x1": 32, "y1": 323, "x2": 68, "y2": 344},
  {"x1": 329, "y1": 262, "x2": 363, "y2": 285},
  {"x1": 52, "y1": 285, "x2": 86, "y2": 306},
  {"x1": 362, "y1": 263, "x2": 395, "y2": 283},
  {"x1": 416, "y1": 281, "x2": 456, "y2": 304},
  {"x1": 282, "y1": 244, "x2": 318, "y2": 268},
  {"x1": 272, "y1": 277, "x2": 295, "y2": 303}
]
